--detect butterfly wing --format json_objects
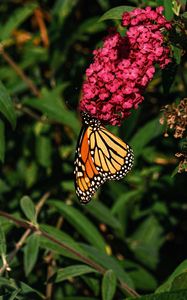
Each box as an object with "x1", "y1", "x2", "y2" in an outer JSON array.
[
  {"x1": 74, "y1": 113, "x2": 134, "y2": 204},
  {"x1": 89, "y1": 125, "x2": 134, "y2": 180},
  {"x1": 74, "y1": 126, "x2": 106, "y2": 204}
]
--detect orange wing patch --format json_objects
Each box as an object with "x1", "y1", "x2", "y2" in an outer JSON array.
[{"x1": 74, "y1": 127, "x2": 103, "y2": 204}]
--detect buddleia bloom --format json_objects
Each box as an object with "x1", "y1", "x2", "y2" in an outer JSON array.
[{"x1": 80, "y1": 6, "x2": 172, "y2": 125}]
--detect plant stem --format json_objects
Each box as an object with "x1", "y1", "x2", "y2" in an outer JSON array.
[
  {"x1": 14, "y1": 103, "x2": 54, "y2": 125},
  {"x1": 0, "y1": 46, "x2": 40, "y2": 97},
  {"x1": 45, "y1": 216, "x2": 63, "y2": 300},
  {"x1": 0, "y1": 209, "x2": 140, "y2": 298},
  {"x1": 0, "y1": 192, "x2": 50, "y2": 275}
]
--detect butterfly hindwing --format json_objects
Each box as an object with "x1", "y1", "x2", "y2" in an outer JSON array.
[{"x1": 74, "y1": 126, "x2": 106, "y2": 204}]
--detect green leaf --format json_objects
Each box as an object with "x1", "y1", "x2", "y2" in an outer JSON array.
[
  {"x1": 0, "y1": 3, "x2": 38, "y2": 41},
  {"x1": 120, "y1": 108, "x2": 141, "y2": 140},
  {"x1": 61, "y1": 180, "x2": 74, "y2": 192},
  {"x1": 111, "y1": 190, "x2": 142, "y2": 237},
  {"x1": 172, "y1": 46, "x2": 182, "y2": 65},
  {"x1": 25, "y1": 162, "x2": 38, "y2": 188},
  {"x1": 40, "y1": 224, "x2": 89, "y2": 261},
  {"x1": 84, "y1": 201, "x2": 122, "y2": 231},
  {"x1": 128, "y1": 216, "x2": 164, "y2": 270},
  {"x1": 125, "y1": 260, "x2": 157, "y2": 291},
  {"x1": 51, "y1": 17, "x2": 106, "y2": 68},
  {"x1": 127, "y1": 290, "x2": 187, "y2": 300},
  {"x1": 60, "y1": 296, "x2": 98, "y2": 300},
  {"x1": 180, "y1": 0, "x2": 187, "y2": 5},
  {"x1": 24, "y1": 86, "x2": 80, "y2": 135},
  {"x1": 130, "y1": 118, "x2": 163, "y2": 159},
  {"x1": 81, "y1": 244, "x2": 134, "y2": 288},
  {"x1": 97, "y1": 0, "x2": 110, "y2": 11},
  {"x1": 35, "y1": 135, "x2": 52, "y2": 168},
  {"x1": 0, "y1": 215, "x2": 23, "y2": 234},
  {"x1": 73, "y1": 16, "x2": 106, "y2": 35},
  {"x1": 99, "y1": 6, "x2": 135, "y2": 22},
  {"x1": 53, "y1": 0, "x2": 79, "y2": 24},
  {"x1": 111, "y1": 190, "x2": 141, "y2": 215},
  {"x1": 20, "y1": 195, "x2": 37, "y2": 223},
  {"x1": 82, "y1": 276, "x2": 100, "y2": 296},
  {"x1": 157, "y1": 260, "x2": 187, "y2": 293},
  {"x1": 102, "y1": 270, "x2": 117, "y2": 300},
  {"x1": 0, "y1": 277, "x2": 43, "y2": 298},
  {"x1": 8, "y1": 289, "x2": 21, "y2": 300},
  {"x1": 171, "y1": 273, "x2": 187, "y2": 291},
  {"x1": 0, "y1": 222, "x2": 6, "y2": 255},
  {"x1": 39, "y1": 235, "x2": 86, "y2": 261},
  {"x1": 0, "y1": 81, "x2": 16, "y2": 129},
  {"x1": 0, "y1": 119, "x2": 5, "y2": 163},
  {"x1": 163, "y1": 0, "x2": 174, "y2": 20},
  {"x1": 53, "y1": 265, "x2": 98, "y2": 283},
  {"x1": 171, "y1": 166, "x2": 179, "y2": 177},
  {"x1": 24, "y1": 233, "x2": 39, "y2": 276},
  {"x1": 48, "y1": 200, "x2": 107, "y2": 251}
]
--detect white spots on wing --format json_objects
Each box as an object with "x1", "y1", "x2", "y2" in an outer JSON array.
[{"x1": 77, "y1": 172, "x2": 83, "y2": 177}]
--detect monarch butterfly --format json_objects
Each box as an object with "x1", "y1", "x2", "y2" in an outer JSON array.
[{"x1": 74, "y1": 112, "x2": 134, "y2": 204}]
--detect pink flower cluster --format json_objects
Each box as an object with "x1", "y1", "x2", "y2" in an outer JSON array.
[{"x1": 80, "y1": 6, "x2": 172, "y2": 125}]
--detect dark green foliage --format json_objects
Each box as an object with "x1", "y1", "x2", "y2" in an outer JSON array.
[
  {"x1": 99, "y1": 6, "x2": 135, "y2": 22},
  {"x1": 0, "y1": 0, "x2": 186, "y2": 299},
  {"x1": 102, "y1": 270, "x2": 117, "y2": 300}
]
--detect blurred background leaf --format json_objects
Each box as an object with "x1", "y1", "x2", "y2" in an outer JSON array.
[
  {"x1": 99, "y1": 6, "x2": 135, "y2": 21},
  {"x1": 0, "y1": 119, "x2": 5, "y2": 162},
  {"x1": 0, "y1": 80, "x2": 16, "y2": 128},
  {"x1": 102, "y1": 269, "x2": 117, "y2": 300},
  {"x1": 53, "y1": 264, "x2": 98, "y2": 283},
  {"x1": 23, "y1": 233, "x2": 39, "y2": 276},
  {"x1": 0, "y1": 3, "x2": 38, "y2": 41},
  {"x1": 20, "y1": 195, "x2": 37, "y2": 223}
]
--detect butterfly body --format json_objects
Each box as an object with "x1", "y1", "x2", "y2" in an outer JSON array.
[{"x1": 74, "y1": 112, "x2": 134, "y2": 204}]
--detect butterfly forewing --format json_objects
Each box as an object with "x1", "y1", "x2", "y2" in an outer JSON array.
[{"x1": 89, "y1": 126, "x2": 134, "y2": 180}]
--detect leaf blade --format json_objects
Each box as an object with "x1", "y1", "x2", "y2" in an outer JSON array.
[
  {"x1": 24, "y1": 86, "x2": 80, "y2": 135},
  {"x1": 0, "y1": 120, "x2": 5, "y2": 163},
  {"x1": 54, "y1": 265, "x2": 98, "y2": 283},
  {"x1": 40, "y1": 224, "x2": 89, "y2": 261},
  {"x1": 20, "y1": 195, "x2": 37, "y2": 223},
  {"x1": 157, "y1": 260, "x2": 187, "y2": 293},
  {"x1": 130, "y1": 118, "x2": 163, "y2": 158},
  {"x1": 127, "y1": 290, "x2": 187, "y2": 300},
  {"x1": 24, "y1": 233, "x2": 39, "y2": 276},
  {"x1": 84, "y1": 201, "x2": 122, "y2": 231},
  {"x1": 48, "y1": 200, "x2": 107, "y2": 251},
  {"x1": 0, "y1": 81, "x2": 16, "y2": 129},
  {"x1": 99, "y1": 6, "x2": 135, "y2": 22},
  {"x1": 81, "y1": 244, "x2": 134, "y2": 288},
  {"x1": 102, "y1": 270, "x2": 117, "y2": 300},
  {"x1": 0, "y1": 3, "x2": 38, "y2": 41}
]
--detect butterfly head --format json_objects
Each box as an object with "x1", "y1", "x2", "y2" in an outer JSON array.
[{"x1": 81, "y1": 111, "x2": 101, "y2": 129}]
